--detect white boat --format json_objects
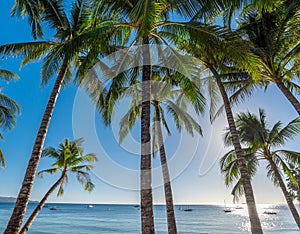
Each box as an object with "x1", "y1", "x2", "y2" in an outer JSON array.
[{"x1": 87, "y1": 204, "x2": 94, "y2": 208}]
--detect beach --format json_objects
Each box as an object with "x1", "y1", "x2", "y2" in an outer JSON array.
[{"x1": 0, "y1": 203, "x2": 299, "y2": 233}]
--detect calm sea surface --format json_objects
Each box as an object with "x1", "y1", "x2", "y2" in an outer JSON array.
[{"x1": 0, "y1": 203, "x2": 299, "y2": 233}]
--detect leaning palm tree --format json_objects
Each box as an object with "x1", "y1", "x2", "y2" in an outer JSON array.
[
  {"x1": 183, "y1": 27, "x2": 264, "y2": 232},
  {"x1": 1, "y1": 1, "x2": 111, "y2": 232},
  {"x1": 220, "y1": 108, "x2": 300, "y2": 229},
  {"x1": 0, "y1": 68, "x2": 20, "y2": 168},
  {"x1": 118, "y1": 81, "x2": 202, "y2": 234},
  {"x1": 19, "y1": 138, "x2": 97, "y2": 234}
]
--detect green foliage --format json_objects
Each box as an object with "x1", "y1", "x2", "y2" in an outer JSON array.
[
  {"x1": 116, "y1": 80, "x2": 202, "y2": 156},
  {"x1": 234, "y1": 1, "x2": 300, "y2": 95},
  {"x1": 220, "y1": 108, "x2": 300, "y2": 200},
  {"x1": 39, "y1": 138, "x2": 97, "y2": 196},
  {"x1": 0, "y1": 69, "x2": 20, "y2": 168}
]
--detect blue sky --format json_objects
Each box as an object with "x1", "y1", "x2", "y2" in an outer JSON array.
[{"x1": 1, "y1": 0, "x2": 300, "y2": 205}]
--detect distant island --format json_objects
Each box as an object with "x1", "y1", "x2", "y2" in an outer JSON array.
[{"x1": 0, "y1": 196, "x2": 37, "y2": 203}]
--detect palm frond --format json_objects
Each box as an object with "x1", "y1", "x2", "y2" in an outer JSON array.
[{"x1": 0, "y1": 69, "x2": 19, "y2": 82}]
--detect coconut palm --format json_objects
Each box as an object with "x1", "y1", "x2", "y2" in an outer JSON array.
[
  {"x1": 0, "y1": 68, "x2": 20, "y2": 168},
  {"x1": 233, "y1": 2, "x2": 300, "y2": 115},
  {"x1": 78, "y1": 1, "x2": 230, "y2": 232},
  {"x1": 1, "y1": 1, "x2": 111, "y2": 232},
  {"x1": 220, "y1": 108, "x2": 300, "y2": 229},
  {"x1": 118, "y1": 80, "x2": 202, "y2": 234},
  {"x1": 182, "y1": 26, "x2": 263, "y2": 232},
  {"x1": 19, "y1": 138, "x2": 97, "y2": 234}
]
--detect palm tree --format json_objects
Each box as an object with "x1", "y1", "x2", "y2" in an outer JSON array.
[
  {"x1": 183, "y1": 27, "x2": 263, "y2": 232},
  {"x1": 78, "y1": 1, "x2": 228, "y2": 232},
  {"x1": 236, "y1": 2, "x2": 300, "y2": 115},
  {"x1": 1, "y1": 1, "x2": 111, "y2": 233},
  {"x1": 19, "y1": 138, "x2": 97, "y2": 234},
  {"x1": 118, "y1": 81, "x2": 203, "y2": 234},
  {"x1": 220, "y1": 108, "x2": 300, "y2": 229},
  {"x1": 0, "y1": 68, "x2": 20, "y2": 168}
]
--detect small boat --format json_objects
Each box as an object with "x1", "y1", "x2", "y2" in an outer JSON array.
[
  {"x1": 263, "y1": 211, "x2": 277, "y2": 215},
  {"x1": 235, "y1": 206, "x2": 243, "y2": 209},
  {"x1": 183, "y1": 205, "x2": 192, "y2": 212},
  {"x1": 223, "y1": 209, "x2": 232, "y2": 213},
  {"x1": 87, "y1": 204, "x2": 94, "y2": 208},
  {"x1": 49, "y1": 206, "x2": 58, "y2": 210},
  {"x1": 133, "y1": 205, "x2": 139, "y2": 208},
  {"x1": 183, "y1": 208, "x2": 193, "y2": 212},
  {"x1": 223, "y1": 200, "x2": 232, "y2": 213}
]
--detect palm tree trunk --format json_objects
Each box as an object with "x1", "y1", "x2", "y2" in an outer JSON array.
[
  {"x1": 275, "y1": 78, "x2": 300, "y2": 115},
  {"x1": 268, "y1": 159, "x2": 300, "y2": 229},
  {"x1": 4, "y1": 61, "x2": 68, "y2": 234},
  {"x1": 19, "y1": 174, "x2": 65, "y2": 234},
  {"x1": 155, "y1": 105, "x2": 177, "y2": 234},
  {"x1": 141, "y1": 38, "x2": 155, "y2": 234},
  {"x1": 210, "y1": 67, "x2": 263, "y2": 234}
]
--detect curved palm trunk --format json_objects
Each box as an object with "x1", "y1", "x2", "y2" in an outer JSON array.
[
  {"x1": 155, "y1": 105, "x2": 177, "y2": 234},
  {"x1": 268, "y1": 159, "x2": 300, "y2": 229},
  {"x1": 20, "y1": 174, "x2": 65, "y2": 234},
  {"x1": 275, "y1": 79, "x2": 300, "y2": 115},
  {"x1": 210, "y1": 67, "x2": 263, "y2": 234},
  {"x1": 4, "y1": 61, "x2": 68, "y2": 234},
  {"x1": 141, "y1": 39, "x2": 155, "y2": 234}
]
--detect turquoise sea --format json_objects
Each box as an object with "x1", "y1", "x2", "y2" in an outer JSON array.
[{"x1": 0, "y1": 203, "x2": 299, "y2": 233}]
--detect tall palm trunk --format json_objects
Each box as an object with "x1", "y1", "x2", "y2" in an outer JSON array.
[
  {"x1": 4, "y1": 61, "x2": 68, "y2": 234},
  {"x1": 155, "y1": 105, "x2": 177, "y2": 234},
  {"x1": 20, "y1": 174, "x2": 65, "y2": 234},
  {"x1": 275, "y1": 79, "x2": 300, "y2": 115},
  {"x1": 141, "y1": 39, "x2": 155, "y2": 234},
  {"x1": 210, "y1": 67, "x2": 263, "y2": 234},
  {"x1": 268, "y1": 159, "x2": 300, "y2": 229}
]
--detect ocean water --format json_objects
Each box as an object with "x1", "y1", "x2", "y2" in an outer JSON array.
[{"x1": 0, "y1": 203, "x2": 299, "y2": 233}]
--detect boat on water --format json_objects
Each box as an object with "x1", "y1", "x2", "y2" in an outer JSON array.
[
  {"x1": 49, "y1": 206, "x2": 58, "y2": 210},
  {"x1": 235, "y1": 206, "x2": 243, "y2": 209},
  {"x1": 87, "y1": 204, "x2": 94, "y2": 208},
  {"x1": 223, "y1": 209, "x2": 232, "y2": 213},
  {"x1": 223, "y1": 200, "x2": 232, "y2": 213},
  {"x1": 183, "y1": 205, "x2": 192, "y2": 212},
  {"x1": 263, "y1": 211, "x2": 277, "y2": 215},
  {"x1": 183, "y1": 208, "x2": 193, "y2": 212}
]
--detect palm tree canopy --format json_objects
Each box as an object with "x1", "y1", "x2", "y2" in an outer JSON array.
[
  {"x1": 116, "y1": 78, "x2": 203, "y2": 144},
  {"x1": 221, "y1": 108, "x2": 300, "y2": 200},
  {"x1": 0, "y1": 68, "x2": 20, "y2": 168},
  {"x1": 238, "y1": 1, "x2": 300, "y2": 87},
  {"x1": 1, "y1": 0, "x2": 112, "y2": 87},
  {"x1": 39, "y1": 138, "x2": 97, "y2": 196}
]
